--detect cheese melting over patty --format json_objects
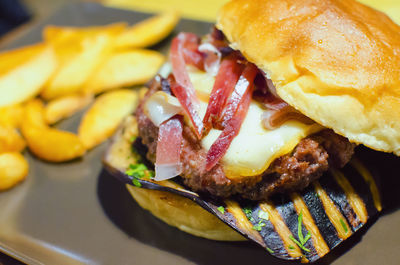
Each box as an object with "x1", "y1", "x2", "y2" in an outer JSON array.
[
  {"x1": 154, "y1": 64, "x2": 322, "y2": 179},
  {"x1": 189, "y1": 69, "x2": 322, "y2": 179}
]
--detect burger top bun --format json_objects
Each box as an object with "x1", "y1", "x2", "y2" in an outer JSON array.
[{"x1": 217, "y1": 0, "x2": 400, "y2": 155}]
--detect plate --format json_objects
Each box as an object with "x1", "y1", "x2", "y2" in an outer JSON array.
[{"x1": 0, "y1": 3, "x2": 399, "y2": 265}]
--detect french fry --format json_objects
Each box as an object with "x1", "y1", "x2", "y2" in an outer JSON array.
[
  {"x1": 0, "y1": 43, "x2": 57, "y2": 107},
  {"x1": 41, "y1": 23, "x2": 126, "y2": 100},
  {"x1": 138, "y1": 86, "x2": 149, "y2": 100},
  {"x1": 45, "y1": 94, "x2": 93, "y2": 124},
  {"x1": 115, "y1": 11, "x2": 180, "y2": 49},
  {"x1": 23, "y1": 126, "x2": 86, "y2": 162},
  {"x1": 43, "y1": 23, "x2": 127, "y2": 42},
  {"x1": 78, "y1": 89, "x2": 139, "y2": 149},
  {"x1": 0, "y1": 104, "x2": 24, "y2": 128},
  {"x1": 21, "y1": 99, "x2": 86, "y2": 162},
  {"x1": 0, "y1": 152, "x2": 29, "y2": 191},
  {"x1": 84, "y1": 49, "x2": 164, "y2": 94},
  {"x1": 0, "y1": 126, "x2": 26, "y2": 153},
  {"x1": 22, "y1": 99, "x2": 47, "y2": 128}
]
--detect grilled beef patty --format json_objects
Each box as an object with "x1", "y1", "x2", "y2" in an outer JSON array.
[{"x1": 136, "y1": 78, "x2": 355, "y2": 200}]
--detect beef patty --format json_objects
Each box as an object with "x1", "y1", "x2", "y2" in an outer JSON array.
[{"x1": 136, "y1": 77, "x2": 355, "y2": 200}]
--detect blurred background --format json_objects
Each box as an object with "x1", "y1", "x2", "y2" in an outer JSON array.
[{"x1": 1, "y1": 0, "x2": 399, "y2": 45}]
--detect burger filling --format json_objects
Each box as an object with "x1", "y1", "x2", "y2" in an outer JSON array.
[{"x1": 136, "y1": 28, "x2": 355, "y2": 200}]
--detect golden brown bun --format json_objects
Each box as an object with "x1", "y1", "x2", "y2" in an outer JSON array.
[
  {"x1": 217, "y1": 0, "x2": 400, "y2": 155},
  {"x1": 126, "y1": 184, "x2": 245, "y2": 241}
]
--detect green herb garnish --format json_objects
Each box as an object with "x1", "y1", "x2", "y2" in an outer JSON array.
[
  {"x1": 340, "y1": 218, "x2": 349, "y2": 233},
  {"x1": 217, "y1": 206, "x2": 225, "y2": 214},
  {"x1": 289, "y1": 211, "x2": 311, "y2": 252},
  {"x1": 288, "y1": 245, "x2": 295, "y2": 250},
  {"x1": 126, "y1": 163, "x2": 154, "y2": 187},
  {"x1": 129, "y1": 136, "x2": 137, "y2": 143},
  {"x1": 243, "y1": 207, "x2": 254, "y2": 222},
  {"x1": 252, "y1": 220, "x2": 266, "y2": 231},
  {"x1": 258, "y1": 210, "x2": 269, "y2": 221},
  {"x1": 132, "y1": 178, "x2": 141, "y2": 187},
  {"x1": 266, "y1": 247, "x2": 274, "y2": 254}
]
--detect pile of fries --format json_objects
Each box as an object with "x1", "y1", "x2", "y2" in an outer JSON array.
[{"x1": 0, "y1": 11, "x2": 180, "y2": 191}]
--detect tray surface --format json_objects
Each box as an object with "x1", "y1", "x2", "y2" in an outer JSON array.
[{"x1": 0, "y1": 3, "x2": 399, "y2": 265}]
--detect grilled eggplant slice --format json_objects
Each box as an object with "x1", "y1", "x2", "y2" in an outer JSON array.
[{"x1": 103, "y1": 115, "x2": 382, "y2": 263}]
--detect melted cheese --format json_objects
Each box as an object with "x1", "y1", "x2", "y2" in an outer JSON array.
[{"x1": 188, "y1": 69, "x2": 322, "y2": 179}]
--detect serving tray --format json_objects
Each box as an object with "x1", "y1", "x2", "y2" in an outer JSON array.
[{"x1": 0, "y1": 3, "x2": 399, "y2": 265}]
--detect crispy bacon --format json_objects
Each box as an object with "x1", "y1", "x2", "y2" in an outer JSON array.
[
  {"x1": 205, "y1": 64, "x2": 257, "y2": 171},
  {"x1": 155, "y1": 117, "x2": 183, "y2": 181},
  {"x1": 203, "y1": 56, "x2": 244, "y2": 132},
  {"x1": 170, "y1": 33, "x2": 204, "y2": 138}
]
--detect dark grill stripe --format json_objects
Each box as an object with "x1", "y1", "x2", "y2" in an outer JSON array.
[
  {"x1": 342, "y1": 164, "x2": 378, "y2": 217},
  {"x1": 251, "y1": 205, "x2": 292, "y2": 259},
  {"x1": 319, "y1": 173, "x2": 362, "y2": 231},
  {"x1": 300, "y1": 185, "x2": 342, "y2": 249},
  {"x1": 272, "y1": 196, "x2": 318, "y2": 262}
]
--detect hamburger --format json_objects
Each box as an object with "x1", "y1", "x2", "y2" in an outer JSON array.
[{"x1": 107, "y1": 0, "x2": 400, "y2": 243}]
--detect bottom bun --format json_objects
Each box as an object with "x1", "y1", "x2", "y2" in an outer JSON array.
[{"x1": 126, "y1": 184, "x2": 245, "y2": 241}]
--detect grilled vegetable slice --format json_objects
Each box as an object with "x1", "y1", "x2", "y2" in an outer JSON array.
[{"x1": 103, "y1": 115, "x2": 382, "y2": 263}]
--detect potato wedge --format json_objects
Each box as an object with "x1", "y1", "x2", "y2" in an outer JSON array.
[
  {"x1": 21, "y1": 99, "x2": 86, "y2": 162},
  {"x1": 115, "y1": 11, "x2": 180, "y2": 49},
  {"x1": 0, "y1": 43, "x2": 57, "y2": 107},
  {"x1": 22, "y1": 99, "x2": 47, "y2": 128},
  {"x1": 41, "y1": 23, "x2": 126, "y2": 100},
  {"x1": 23, "y1": 126, "x2": 86, "y2": 162},
  {"x1": 0, "y1": 152, "x2": 28, "y2": 191},
  {"x1": 84, "y1": 49, "x2": 164, "y2": 94},
  {"x1": 43, "y1": 23, "x2": 127, "y2": 43},
  {"x1": 45, "y1": 94, "x2": 93, "y2": 124},
  {"x1": 78, "y1": 89, "x2": 139, "y2": 149},
  {"x1": 0, "y1": 104, "x2": 24, "y2": 128},
  {"x1": 138, "y1": 86, "x2": 149, "y2": 100},
  {"x1": 0, "y1": 126, "x2": 26, "y2": 153}
]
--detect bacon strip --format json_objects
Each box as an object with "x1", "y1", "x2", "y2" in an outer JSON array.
[
  {"x1": 155, "y1": 117, "x2": 183, "y2": 181},
  {"x1": 170, "y1": 33, "x2": 204, "y2": 138},
  {"x1": 219, "y1": 63, "x2": 259, "y2": 128},
  {"x1": 169, "y1": 75, "x2": 204, "y2": 139},
  {"x1": 205, "y1": 64, "x2": 257, "y2": 171},
  {"x1": 203, "y1": 56, "x2": 244, "y2": 132}
]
